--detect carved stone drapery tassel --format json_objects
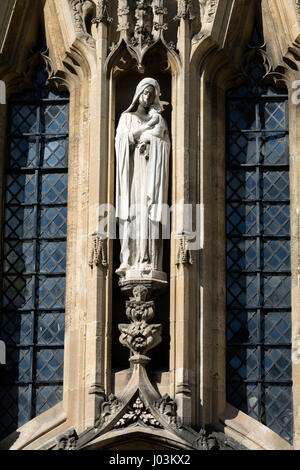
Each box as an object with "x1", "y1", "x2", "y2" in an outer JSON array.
[
  {"x1": 88, "y1": 233, "x2": 107, "y2": 268},
  {"x1": 119, "y1": 285, "x2": 162, "y2": 363},
  {"x1": 175, "y1": 234, "x2": 194, "y2": 266}
]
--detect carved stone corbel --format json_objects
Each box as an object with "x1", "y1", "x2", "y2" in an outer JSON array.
[
  {"x1": 88, "y1": 233, "x2": 107, "y2": 268},
  {"x1": 119, "y1": 286, "x2": 162, "y2": 362}
]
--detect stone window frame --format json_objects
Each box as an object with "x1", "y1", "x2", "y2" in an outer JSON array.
[{"x1": 0, "y1": 0, "x2": 299, "y2": 451}]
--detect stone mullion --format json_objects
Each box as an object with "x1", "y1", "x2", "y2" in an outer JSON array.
[
  {"x1": 171, "y1": 14, "x2": 194, "y2": 426},
  {"x1": 288, "y1": 71, "x2": 300, "y2": 450},
  {"x1": 84, "y1": 21, "x2": 110, "y2": 428}
]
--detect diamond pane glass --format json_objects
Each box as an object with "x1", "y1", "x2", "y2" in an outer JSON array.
[
  {"x1": 39, "y1": 241, "x2": 66, "y2": 274},
  {"x1": 227, "y1": 347, "x2": 259, "y2": 381},
  {"x1": 227, "y1": 310, "x2": 259, "y2": 344},
  {"x1": 227, "y1": 134, "x2": 257, "y2": 166},
  {"x1": 3, "y1": 241, "x2": 35, "y2": 274},
  {"x1": 0, "y1": 62, "x2": 68, "y2": 441},
  {"x1": 41, "y1": 138, "x2": 68, "y2": 168},
  {"x1": 263, "y1": 312, "x2": 291, "y2": 345},
  {"x1": 41, "y1": 174, "x2": 68, "y2": 204},
  {"x1": 34, "y1": 385, "x2": 63, "y2": 417},
  {"x1": 264, "y1": 386, "x2": 293, "y2": 443},
  {"x1": 0, "y1": 312, "x2": 33, "y2": 346},
  {"x1": 39, "y1": 206, "x2": 67, "y2": 238},
  {"x1": 226, "y1": 53, "x2": 292, "y2": 444},
  {"x1": 36, "y1": 349, "x2": 64, "y2": 382},
  {"x1": 36, "y1": 312, "x2": 65, "y2": 345},
  {"x1": 7, "y1": 138, "x2": 37, "y2": 169}
]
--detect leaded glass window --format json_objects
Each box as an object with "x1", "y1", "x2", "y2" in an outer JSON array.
[
  {"x1": 0, "y1": 64, "x2": 69, "y2": 440},
  {"x1": 226, "y1": 56, "x2": 293, "y2": 444}
]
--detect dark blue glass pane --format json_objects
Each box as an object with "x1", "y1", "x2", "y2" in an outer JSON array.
[
  {"x1": 227, "y1": 238, "x2": 257, "y2": 271},
  {"x1": 7, "y1": 139, "x2": 37, "y2": 169},
  {"x1": 39, "y1": 207, "x2": 67, "y2": 238},
  {"x1": 0, "y1": 60, "x2": 68, "y2": 440},
  {"x1": 226, "y1": 382, "x2": 260, "y2": 420},
  {"x1": 227, "y1": 273, "x2": 259, "y2": 307},
  {"x1": 262, "y1": 134, "x2": 289, "y2": 166},
  {"x1": 6, "y1": 173, "x2": 36, "y2": 204},
  {"x1": 0, "y1": 312, "x2": 33, "y2": 346},
  {"x1": 10, "y1": 105, "x2": 37, "y2": 134},
  {"x1": 2, "y1": 276, "x2": 34, "y2": 310},
  {"x1": 264, "y1": 386, "x2": 293, "y2": 443},
  {"x1": 36, "y1": 312, "x2": 65, "y2": 345},
  {"x1": 41, "y1": 104, "x2": 68, "y2": 134},
  {"x1": 4, "y1": 206, "x2": 35, "y2": 239},
  {"x1": 228, "y1": 101, "x2": 256, "y2": 131},
  {"x1": 263, "y1": 275, "x2": 291, "y2": 308},
  {"x1": 227, "y1": 170, "x2": 257, "y2": 200},
  {"x1": 263, "y1": 101, "x2": 288, "y2": 131},
  {"x1": 41, "y1": 138, "x2": 68, "y2": 168},
  {"x1": 226, "y1": 203, "x2": 257, "y2": 235},
  {"x1": 227, "y1": 347, "x2": 259, "y2": 381},
  {"x1": 39, "y1": 241, "x2": 66, "y2": 274},
  {"x1": 34, "y1": 385, "x2": 63, "y2": 416},
  {"x1": 41, "y1": 174, "x2": 68, "y2": 204},
  {"x1": 226, "y1": 52, "x2": 292, "y2": 444},
  {"x1": 261, "y1": 170, "x2": 289, "y2": 201},
  {"x1": 3, "y1": 241, "x2": 35, "y2": 274},
  {"x1": 227, "y1": 134, "x2": 257, "y2": 166},
  {"x1": 36, "y1": 349, "x2": 64, "y2": 382},
  {"x1": 0, "y1": 386, "x2": 31, "y2": 435},
  {"x1": 263, "y1": 312, "x2": 291, "y2": 345},
  {"x1": 262, "y1": 204, "x2": 290, "y2": 236},
  {"x1": 263, "y1": 348, "x2": 292, "y2": 381},
  {"x1": 262, "y1": 240, "x2": 290, "y2": 272},
  {"x1": 38, "y1": 276, "x2": 66, "y2": 309},
  {"x1": 227, "y1": 310, "x2": 259, "y2": 344}
]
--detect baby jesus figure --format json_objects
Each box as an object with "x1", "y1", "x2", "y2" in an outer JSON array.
[{"x1": 138, "y1": 104, "x2": 165, "y2": 159}]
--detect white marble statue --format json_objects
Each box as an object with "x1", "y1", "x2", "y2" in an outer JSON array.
[{"x1": 115, "y1": 78, "x2": 170, "y2": 279}]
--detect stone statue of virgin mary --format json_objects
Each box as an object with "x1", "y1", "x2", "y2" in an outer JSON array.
[{"x1": 115, "y1": 78, "x2": 170, "y2": 280}]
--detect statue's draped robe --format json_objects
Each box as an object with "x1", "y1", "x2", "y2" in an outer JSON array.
[{"x1": 115, "y1": 112, "x2": 170, "y2": 273}]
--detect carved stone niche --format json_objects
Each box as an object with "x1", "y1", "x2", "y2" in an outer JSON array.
[{"x1": 110, "y1": 43, "x2": 172, "y2": 374}]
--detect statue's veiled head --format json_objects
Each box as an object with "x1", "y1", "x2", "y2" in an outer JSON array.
[{"x1": 124, "y1": 77, "x2": 166, "y2": 113}]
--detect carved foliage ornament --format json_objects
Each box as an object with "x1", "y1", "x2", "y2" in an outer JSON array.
[
  {"x1": 297, "y1": 0, "x2": 300, "y2": 15},
  {"x1": 114, "y1": 397, "x2": 162, "y2": 428}
]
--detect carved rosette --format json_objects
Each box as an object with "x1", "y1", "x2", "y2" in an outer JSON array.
[{"x1": 119, "y1": 286, "x2": 162, "y2": 361}]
